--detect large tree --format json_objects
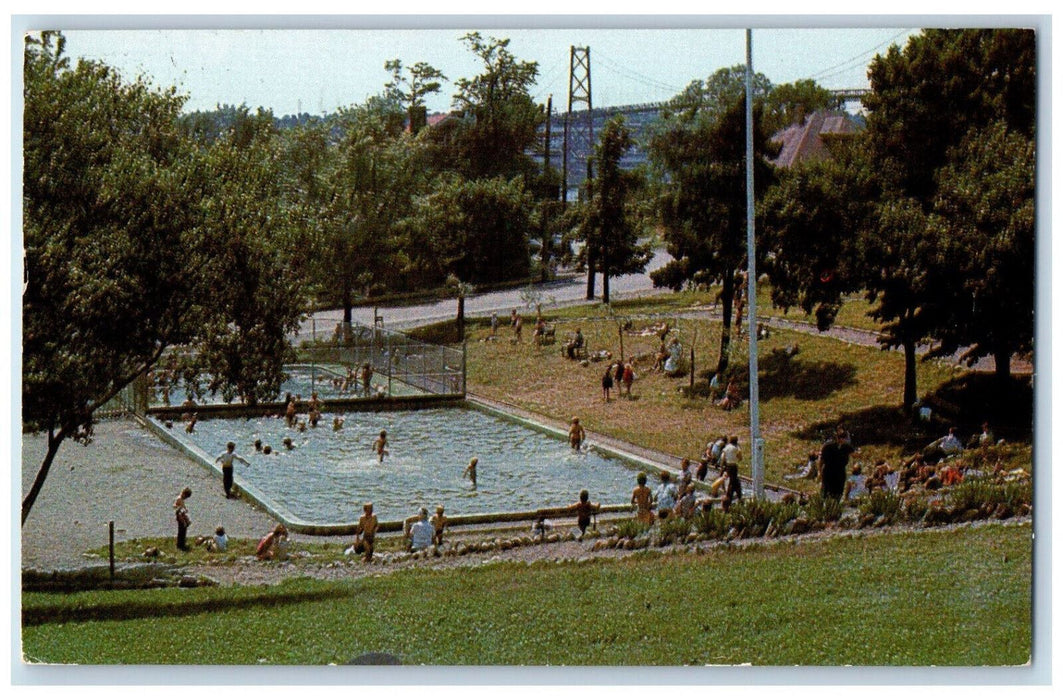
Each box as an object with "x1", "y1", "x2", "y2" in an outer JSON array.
[
  {"x1": 863, "y1": 29, "x2": 1036, "y2": 387},
  {"x1": 22, "y1": 33, "x2": 303, "y2": 524},
  {"x1": 575, "y1": 116, "x2": 652, "y2": 304},
  {"x1": 649, "y1": 66, "x2": 778, "y2": 376}
]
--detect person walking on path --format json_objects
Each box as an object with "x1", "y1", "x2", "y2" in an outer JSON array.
[
  {"x1": 819, "y1": 425, "x2": 855, "y2": 500},
  {"x1": 215, "y1": 442, "x2": 250, "y2": 499},
  {"x1": 174, "y1": 487, "x2": 192, "y2": 552}
]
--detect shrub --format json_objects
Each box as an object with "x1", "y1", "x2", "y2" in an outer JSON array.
[
  {"x1": 858, "y1": 489, "x2": 904, "y2": 524},
  {"x1": 803, "y1": 494, "x2": 843, "y2": 523},
  {"x1": 657, "y1": 516, "x2": 692, "y2": 545},
  {"x1": 948, "y1": 477, "x2": 1032, "y2": 514},
  {"x1": 694, "y1": 508, "x2": 730, "y2": 539},
  {"x1": 726, "y1": 498, "x2": 800, "y2": 537},
  {"x1": 615, "y1": 518, "x2": 652, "y2": 540}
]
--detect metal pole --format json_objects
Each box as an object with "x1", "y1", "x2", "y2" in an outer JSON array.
[
  {"x1": 109, "y1": 521, "x2": 115, "y2": 580},
  {"x1": 745, "y1": 29, "x2": 764, "y2": 500}
]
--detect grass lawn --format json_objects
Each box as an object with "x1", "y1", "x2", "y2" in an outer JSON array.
[
  {"x1": 446, "y1": 298, "x2": 1031, "y2": 486},
  {"x1": 21, "y1": 521, "x2": 1031, "y2": 666}
]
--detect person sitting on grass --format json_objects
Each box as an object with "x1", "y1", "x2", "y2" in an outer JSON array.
[
  {"x1": 256, "y1": 524, "x2": 289, "y2": 561},
  {"x1": 566, "y1": 327, "x2": 584, "y2": 359},
  {"x1": 785, "y1": 452, "x2": 820, "y2": 481},
  {"x1": 843, "y1": 464, "x2": 867, "y2": 502},
  {"x1": 568, "y1": 489, "x2": 600, "y2": 539},
  {"x1": 716, "y1": 379, "x2": 741, "y2": 411},
  {"x1": 207, "y1": 525, "x2": 228, "y2": 553},
  {"x1": 404, "y1": 507, "x2": 435, "y2": 553},
  {"x1": 924, "y1": 427, "x2": 964, "y2": 464}
]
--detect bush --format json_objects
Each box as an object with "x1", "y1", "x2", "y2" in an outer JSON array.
[
  {"x1": 858, "y1": 489, "x2": 904, "y2": 524},
  {"x1": 727, "y1": 498, "x2": 800, "y2": 537},
  {"x1": 657, "y1": 516, "x2": 692, "y2": 545},
  {"x1": 615, "y1": 518, "x2": 652, "y2": 540},
  {"x1": 948, "y1": 477, "x2": 1032, "y2": 514},
  {"x1": 803, "y1": 494, "x2": 843, "y2": 523},
  {"x1": 694, "y1": 508, "x2": 730, "y2": 539}
]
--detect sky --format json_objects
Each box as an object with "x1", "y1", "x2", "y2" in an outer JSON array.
[{"x1": 52, "y1": 23, "x2": 923, "y2": 117}]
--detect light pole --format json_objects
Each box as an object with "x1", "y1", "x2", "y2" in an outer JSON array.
[{"x1": 745, "y1": 28, "x2": 765, "y2": 499}]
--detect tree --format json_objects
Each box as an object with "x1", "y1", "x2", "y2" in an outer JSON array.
[
  {"x1": 384, "y1": 58, "x2": 446, "y2": 133},
  {"x1": 760, "y1": 137, "x2": 877, "y2": 330},
  {"x1": 649, "y1": 70, "x2": 778, "y2": 376},
  {"x1": 575, "y1": 116, "x2": 652, "y2": 304},
  {"x1": 437, "y1": 32, "x2": 543, "y2": 181},
  {"x1": 762, "y1": 79, "x2": 841, "y2": 134},
  {"x1": 864, "y1": 28, "x2": 1036, "y2": 388},
  {"x1": 927, "y1": 121, "x2": 1035, "y2": 391},
  {"x1": 22, "y1": 33, "x2": 303, "y2": 524},
  {"x1": 401, "y1": 174, "x2": 532, "y2": 287}
]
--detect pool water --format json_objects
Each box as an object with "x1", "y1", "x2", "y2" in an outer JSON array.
[{"x1": 178, "y1": 407, "x2": 640, "y2": 523}]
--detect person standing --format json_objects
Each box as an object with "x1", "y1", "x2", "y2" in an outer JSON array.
[
  {"x1": 174, "y1": 487, "x2": 192, "y2": 552},
  {"x1": 819, "y1": 426, "x2": 855, "y2": 500},
  {"x1": 720, "y1": 436, "x2": 743, "y2": 510},
  {"x1": 653, "y1": 471, "x2": 679, "y2": 519},
  {"x1": 215, "y1": 442, "x2": 250, "y2": 499},
  {"x1": 361, "y1": 363, "x2": 373, "y2": 398},
  {"x1": 568, "y1": 417, "x2": 586, "y2": 451},
  {"x1": 601, "y1": 363, "x2": 615, "y2": 402}
]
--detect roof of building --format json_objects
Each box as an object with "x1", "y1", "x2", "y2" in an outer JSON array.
[{"x1": 771, "y1": 110, "x2": 861, "y2": 168}]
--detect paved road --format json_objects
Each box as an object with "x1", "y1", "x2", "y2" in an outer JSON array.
[{"x1": 299, "y1": 249, "x2": 674, "y2": 340}]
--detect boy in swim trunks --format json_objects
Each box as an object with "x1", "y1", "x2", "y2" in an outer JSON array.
[{"x1": 355, "y1": 503, "x2": 378, "y2": 563}]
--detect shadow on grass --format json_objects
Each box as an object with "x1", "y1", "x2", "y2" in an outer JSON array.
[
  {"x1": 794, "y1": 373, "x2": 1034, "y2": 453},
  {"x1": 684, "y1": 351, "x2": 857, "y2": 402},
  {"x1": 22, "y1": 586, "x2": 353, "y2": 627}
]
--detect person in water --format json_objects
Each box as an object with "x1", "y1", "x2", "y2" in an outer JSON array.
[
  {"x1": 463, "y1": 457, "x2": 478, "y2": 487},
  {"x1": 372, "y1": 430, "x2": 389, "y2": 462}
]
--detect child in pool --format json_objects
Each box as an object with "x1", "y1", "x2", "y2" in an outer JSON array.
[
  {"x1": 373, "y1": 430, "x2": 389, "y2": 462},
  {"x1": 568, "y1": 417, "x2": 586, "y2": 450},
  {"x1": 463, "y1": 457, "x2": 478, "y2": 487}
]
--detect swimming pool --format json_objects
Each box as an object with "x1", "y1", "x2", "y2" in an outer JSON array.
[{"x1": 174, "y1": 407, "x2": 641, "y2": 523}]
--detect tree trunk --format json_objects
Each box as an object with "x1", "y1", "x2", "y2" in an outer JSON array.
[
  {"x1": 586, "y1": 251, "x2": 596, "y2": 301},
  {"x1": 457, "y1": 294, "x2": 465, "y2": 343},
  {"x1": 602, "y1": 259, "x2": 611, "y2": 305},
  {"x1": 902, "y1": 337, "x2": 918, "y2": 415},
  {"x1": 22, "y1": 427, "x2": 66, "y2": 526},
  {"x1": 716, "y1": 272, "x2": 736, "y2": 377},
  {"x1": 342, "y1": 287, "x2": 353, "y2": 327}
]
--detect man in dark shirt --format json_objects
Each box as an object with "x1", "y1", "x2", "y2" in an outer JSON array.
[{"x1": 819, "y1": 426, "x2": 854, "y2": 499}]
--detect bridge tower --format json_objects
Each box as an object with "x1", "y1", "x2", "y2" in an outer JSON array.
[{"x1": 563, "y1": 46, "x2": 593, "y2": 206}]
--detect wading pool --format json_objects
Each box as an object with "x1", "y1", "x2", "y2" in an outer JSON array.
[{"x1": 169, "y1": 407, "x2": 641, "y2": 523}]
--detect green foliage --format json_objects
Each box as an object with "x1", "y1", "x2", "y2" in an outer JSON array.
[
  {"x1": 947, "y1": 477, "x2": 1032, "y2": 515},
  {"x1": 656, "y1": 515, "x2": 692, "y2": 544},
  {"x1": 615, "y1": 518, "x2": 652, "y2": 540},
  {"x1": 573, "y1": 116, "x2": 653, "y2": 302},
  {"x1": 762, "y1": 79, "x2": 841, "y2": 134},
  {"x1": 403, "y1": 174, "x2": 532, "y2": 286},
  {"x1": 22, "y1": 523, "x2": 1032, "y2": 665},
  {"x1": 21, "y1": 32, "x2": 304, "y2": 521},
  {"x1": 858, "y1": 489, "x2": 904, "y2": 524},
  {"x1": 803, "y1": 493, "x2": 843, "y2": 522},
  {"x1": 649, "y1": 75, "x2": 778, "y2": 375}
]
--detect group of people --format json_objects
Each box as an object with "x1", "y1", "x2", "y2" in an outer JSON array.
[
  {"x1": 171, "y1": 483, "x2": 284, "y2": 560},
  {"x1": 601, "y1": 361, "x2": 636, "y2": 401}
]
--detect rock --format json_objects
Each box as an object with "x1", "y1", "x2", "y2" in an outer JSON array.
[
  {"x1": 178, "y1": 575, "x2": 199, "y2": 588},
  {"x1": 546, "y1": 533, "x2": 561, "y2": 543},
  {"x1": 873, "y1": 515, "x2": 890, "y2": 528},
  {"x1": 791, "y1": 518, "x2": 810, "y2": 535},
  {"x1": 456, "y1": 544, "x2": 468, "y2": 556}
]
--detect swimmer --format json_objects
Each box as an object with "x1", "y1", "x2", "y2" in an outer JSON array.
[
  {"x1": 285, "y1": 399, "x2": 297, "y2": 428},
  {"x1": 463, "y1": 457, "x2": 478, "y2": 487},
  {"x1": 297, "y1": 420, "x2": 307, "y2": 433},
  {"x1": 282, "y1": 437, "x2": 294, "y2": 451},
  {"x1": 185, "y1": 413, "x2": 198, "y2": 433},
  {"x1": 373, "y1": 430, "x2": 389, "y2": 462},
  {"x1": 333, "y1": 416, "x2": 345, "y2": 431},
  {"x1": 568, "y1": 417, "x2": 586, "y2": 451},
  {"x1": 263, "y1": 445, "x2": 273, "y2": 455},
  {"x1": 254, "y1": 439, "x2": 263, "y2": 453}
]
